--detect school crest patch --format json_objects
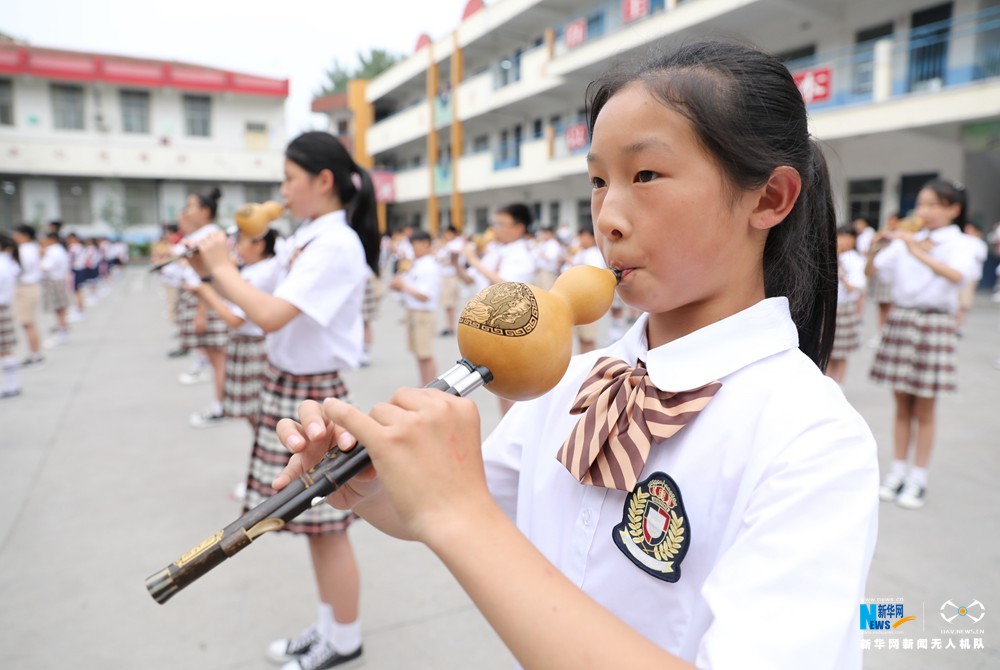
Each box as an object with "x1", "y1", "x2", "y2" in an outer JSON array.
[{"x1": 612, "y1": 472, "x2": 690, "y2": 582}]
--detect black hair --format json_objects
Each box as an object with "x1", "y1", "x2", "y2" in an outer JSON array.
[
  {"x1": 14, "y1": 224, "x2": 37, "y2": 241},
  {"x1": 48, "y1": 220, "x2": 63, "y2": 232},
  {"x1": 44, "y1": 231, "x2": 61, "y2": 242},
  {"x1": 410, "y1": 230, "x2": 432, "y2": 243},
  {"x1": 260, "y1": 228, "x2": 279, "y2": 258},
  {"x1": 445, "y1": 225, "x2": 459, "y2": 235},
  {"x1": 195, "y1": 187, "x2": 222, "y2": 219},
  {"x1": 0, "y1": 232, "x2": 20, "y2": 267},
  {"x1": 285, "y1": 131, "x2": 380, "y2": 275},
  {"x1": 585, "y1": 39, "x2": 837, "y2": 370},
  {"x1": 496, "y1": 203, "x2": 533, "y2": 229},
  {"x1": 921, "y1": 178, "x2": 967, "y2": 228},
  {"x1": 836, "y1": 224, "x2": 858, "y2": 238}
]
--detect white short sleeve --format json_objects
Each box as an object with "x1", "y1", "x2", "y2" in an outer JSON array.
[{"x1": 274, "y1": 230, "x2": 366, "y2": 328}]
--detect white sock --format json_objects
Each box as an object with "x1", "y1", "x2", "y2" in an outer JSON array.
[
  {"x1": 890, "y1": 460, "x2": 908, "y2": 480},
  {"x1": 327, "y1": 619, "x2": 362, "y2": 654},
  {"x1": 2, "y1": 356, "x2": 19, "y2": 392},
  {"x1": 211, "y1": 400, "x2": 223, "y2": 415},
  {"x1": 317, "y1": 603, "x2": 334, "y2": 641},
  {"x1": 908, "y1": 467, "x2": 928, "y2": 487}
]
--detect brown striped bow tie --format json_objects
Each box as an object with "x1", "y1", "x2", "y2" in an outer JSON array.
[{"x1": 556, "y1": 357, "x2": 722, "y2": 491}]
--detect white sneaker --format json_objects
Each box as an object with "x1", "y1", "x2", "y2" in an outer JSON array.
[
  {"x1": 896, "y1": 481, "x2": 926, "y2": 509},
  {"x1": 68, "y1": 311, "x2": 84, "y2": 323},
  {"x1": 267, "y1": 625, "x2": 321, "y2": 664},
  {"x1": 179, "y1": 368, "x2": 211, "y2": 385},
  {"x1": 878, "y1": 473, "x2": 905, "y2": 502},
  {"x1": 190, "y1": 409, "x2": 227, "y2": 428}
]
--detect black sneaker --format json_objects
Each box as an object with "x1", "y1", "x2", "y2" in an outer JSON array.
[
  {"x1": 20, "y1": 355, "x2": 44, "y2": 368},
  {"x1": 266, "y1": 625, "x2": 320, "y2": 664},
  {"x1": 283, "y1": 640, "x2": 362, "y2": 670},
  {"x1": 189, "y1": 409, "x2": 227, "y2": 428},
  {"x1": 167, "y1": 347, "x2": 190, "y2": 358},
  {"x1": 896, "y1": 482, "x2": 926, "y2": 510}
]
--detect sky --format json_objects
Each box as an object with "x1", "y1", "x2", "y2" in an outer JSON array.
[{"x1": 5, "y1": 0, "x2": 471, "y2": 137}]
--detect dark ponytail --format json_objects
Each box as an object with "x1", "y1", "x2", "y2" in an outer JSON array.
[
  {"x1": 285, "y1": 131, "x2": 380, "y2": 275},
  {"x1": 261, "y1": 228, "x2": 279, "y2": 258},
  {"x1": 196, "y1": 187, "x2": 222, "y2": 219},
  {"x1": 585, "y1": 39, "x2": 837, "y2": 370}
]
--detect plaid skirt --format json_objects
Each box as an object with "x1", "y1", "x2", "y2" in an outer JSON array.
[
  {"x1": 872, "y1": 277, "x2": 894, "y2": 304},
  {"x1": 0, "y1": 305, "x2": 16, "y2": 354},
  {"x1": 223, "y1": 334, "x2": 267, "y2": 421},
  {"x1": 869, "y1": 306, "x2": 958, "y2": 397},
  {"x1": 831, "y1": 301, "x2": 862, "y2": 359},
  {"x1": 177, "y1": 290, "x2": 229, "y2": 350},
  {"x1": 244, "y1": 363, "x2": 356, "y2": 535},
  {"x1": 362, "y1": 274, "x2": 381, "y2": 323},
  {"x1": 42, "y1": 278, "x2": 71, "y2": 313}
]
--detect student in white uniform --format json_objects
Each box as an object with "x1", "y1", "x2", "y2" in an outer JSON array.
[
  {"x1": 868, "y1": 179, "x2": 981, "y2": 510},
  {"x1": 0, "y1": 233, "x2": 21, "y2": 398},
  {"x1": 459, "y1": 202, "x2": 538, "y2": 415},
  {"x1": 827, "y1": 225, "x2": 866, "y2": 384},
  {"x1": 389, "y1": 229, "x2": 441, "y2": 385},
  {"x1": 435, "y1": 225, "x2": 465, "y2": 336},
  {"x1": 272, "y1": 40, "x2": 879, "y2": 669},
  {"x1": 191, "y1": 131, "x2": 378, "y2": 670},
  {"x1": 532, "y1": 225, "x2": 565, "y2": 290},
  {"x1": 569, "y1": 226, "x2": 607, "y2": 353},
  {"x1": 11, "y1": 225, "x2": 43, "y2": 366},
  {"x1": 39, "y1": 232, "x2": 72, "y2": 346}
]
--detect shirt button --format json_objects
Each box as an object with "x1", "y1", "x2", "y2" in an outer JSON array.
[{"x1": 581, "y1": 509, "x2": 592, "y2": 527}]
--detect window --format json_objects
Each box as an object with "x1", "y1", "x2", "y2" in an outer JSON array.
[
  {"x1": 576, "y1": 198, "x2": 592, "y2": 232},
  {"x1": 52, "y1": 84, "x2": 85, "y2": 130},
  {"x1": 775, "y1": 44, "x2": 817, "y2": 69},
  {"x1": 474, "y1": 207, "x2": 489, "y2": 233},
  {"x1": 123, "y1": 181, "x2": 157, "y2": 225},
  {"x1": 336, "y1": 119, "x2": 349, "y2": 135},
  {"x1": 532, "y1": 118, "x2": 544, "y2": 138},
  {"x1": 472, "y1": 135, "x2": 489, "y2": 152},
  {"x1": 853, "y1": 23, "x2": 894, "y2": 96},
  {"x1": 245, "y1": 121, "x2": 268, "y2": 150},
  {"x1": 0, "y1": 79, "x2": 12, "y2": 126},
  {"x1": 120, "y1": 90, "x2": 150, "y2": 134},
  {"x1": 548, "y1": 201, "x2": 560, "y2": 228},
  {"x1": 1, "y1": 180, "x2": 22, "y2": 230},
  {"x1": 183, "y1": 95, "x2": 211, "y2": 137},
  {"x1": 847, "y1": 178, "x2": 883, "y2": 227},
  {"x1": 57, "y1": 181, "x2": 91, "y2": 224}
]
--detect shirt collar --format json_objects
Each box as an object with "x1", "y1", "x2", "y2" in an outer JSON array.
[
  {"x1": 294, "y1": 209, "x2": 348, "y2": 248},
  {"x1": 612, "y1": 297, "x2": 799, "y2": 391},
  {"x1": 927, "y1": 225, "x2": 961, "y2": 243}
]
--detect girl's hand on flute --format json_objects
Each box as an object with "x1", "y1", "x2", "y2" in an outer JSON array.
[
  {"x1": 195, "y1": 231, "x2": 230, "y2": 273},
  {"x1": 322, "y1": 388, "x2": 493, "y2": 546},
  {"x1": 273, "y1": 400, "x2": 379, "y2": 510}
]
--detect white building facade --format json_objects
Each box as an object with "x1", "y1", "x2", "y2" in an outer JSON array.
[
  {"x1": 319, "y1": 0, "x2": 1000, "y2": 250},
  {"x1": 0, "y1": 42, "x2": 287, "y2": 239}
]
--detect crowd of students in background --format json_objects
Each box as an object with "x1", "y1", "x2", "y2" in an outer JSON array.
[{"x1": 0, "y1": 219, "x2": 128, "y2": 399}]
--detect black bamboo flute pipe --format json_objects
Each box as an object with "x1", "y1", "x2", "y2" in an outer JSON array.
[{"x1": 145, "y1": 360, "x2": 493, "y2": 604}]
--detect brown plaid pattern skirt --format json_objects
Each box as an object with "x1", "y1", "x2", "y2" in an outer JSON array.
[
  {"x1": 244, "y1": 363, "x2": 356, "y2": 535},
  {"x1": 177, "y1": 290, "x2": 229, "y2": 350},
  {"x1": 362, "y1": 274, "x2": 381, "y2": 323},
  {"x1": 223, "y1": 333, "x2": 266, "y2": 421},
  {"x1": 869, "y1": 306, "x2": 958, "y2": 397},
  {"x1": 0, "y1": 304, "x2": 16, "y2": 354},
  {"x1": 831, "y1": 301, "x2": 862, "y2": 359},
  {"x1": 41, "y1": 278, "x2": 70, "y2": 313}
]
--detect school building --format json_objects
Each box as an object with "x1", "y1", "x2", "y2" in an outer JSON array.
[
  {"x1": 0, "y1": 39, "x2": 287, "y2": 240},
  {"x1": 313, "y1": 0, "x2": 1000, "y2": 240}
]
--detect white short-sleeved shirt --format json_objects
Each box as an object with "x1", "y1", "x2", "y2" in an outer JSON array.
[
  {"x1": 471, "y1": 238, "x2": 536, "y2": 292},
  {"x1": 176, "y1": 223, "x2": 223, "y2": 288},
  {"x1": 483, "y1": 298, "x2": 878, "y2": 669},
  {"x1": 69, "y1": 243, "x2": 86, "y2": 271},
  {"x1": 534, "y1": 237, "x2": 566, "y2": 274},
  {"x1": 400, "y1": 254, "x2": 441, "y2": 312},
  {"x1": 855, "y1": 227, "x2": 875, "y2": 255},
  {"x1": 40, "y1": 244, "x2": 71, "y2": 281},
  {"x1": 229, "y1": 256, "x2": 283, "y2": 337},
  {"x1": 874, "y1": 225, "x2": 981, "y2": 313},
  {"x1": 17, "y1": 242, "x2": 41, "y2": 284},
  {"x1": 268, "y1": 210, "x2": 367, "y2": 375},
  {"x1": 572, "y1": 245, "x2": 606, "y2": 270},
  {"x1": 437, "y1": 237, "x2": 465, "y2": 277},
  {"x1": 837, "y1": 249, "x2": 866, "y2": 303},
  {"x1": 0, "y1": 252, "x2": 20, "y2": 304}
]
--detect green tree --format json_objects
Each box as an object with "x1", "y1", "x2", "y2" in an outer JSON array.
[{"x1": 315, "y1": 48, "x2": 402, "y2": 95}]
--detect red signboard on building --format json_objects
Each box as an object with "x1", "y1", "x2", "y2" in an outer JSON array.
[
  {"x1": 371, "y1": 170, "x2": 396, "y2": 203},
  {"x1": 793, "y1": 67, "x2": 832, "y2": 105},
  {"x1": 565, "y1": 19, "x2": 587, "y2": 49},
  {"x1": 623, "y1": 0, "x2": 650, "y2": 23},
  {"x1": 565, "y1": 123, "x2": 589, "y2": 152}
]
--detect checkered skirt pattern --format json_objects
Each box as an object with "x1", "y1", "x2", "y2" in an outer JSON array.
[
  {"x1": 41, "y1": 278, "x2": 71, "y2": 313},
  {"x1": 244, "y1": 363, "x2": 355, "y2": 535},
  {"x1": 831, "y1": 301, "x2": 862, "y2": 359},
  {"x1": 869, "y1": 306, "x2": 958, "y2": 397},
  {"x1": 362, "y1": 274, "x2": 381, "y2": 323},
  {"x1": 872, "y1": 277, "x2": 894, "y2": 304},
  {"x1": 0, "y1": 305, "x2": 16, "y2": 354},
  {"x1": 223, "y1": 334, "x2": 267, "y2": 421},
  {"x1": 177, "y1": 290, "x2": 229, "y2": 350}
]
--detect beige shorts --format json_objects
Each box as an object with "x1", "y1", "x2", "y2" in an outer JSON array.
[
  {"x1": 13, "y1": 283, "x2": 40, "y2": 325},
  {"x1": 407, "y1": 310, "x2": 437, "y2": 359},
  {"x1": 534, "y1": 269, "x2": 556, "y2": 290},
  {"x1": 960, "y1": 281, "x2": 977, "y2": 310},
  {"x1": 440, "y1": 275, "x2": 460, "y2": 309}
]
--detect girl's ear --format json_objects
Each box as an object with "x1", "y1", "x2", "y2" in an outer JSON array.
[
  {"x1": 315, "y1": 168, "x2": 336, "y2": 196},
  {"x1": 750, "y1": 166, "x2": 801, "y2": 231}
]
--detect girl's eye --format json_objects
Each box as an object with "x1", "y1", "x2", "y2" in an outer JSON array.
[
  {"x1": 590, "y1": 176, "x2": 606, "y2": 190},
  {"x1": 635, "y1": 170, "x2": 657, "y2": 183}
]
